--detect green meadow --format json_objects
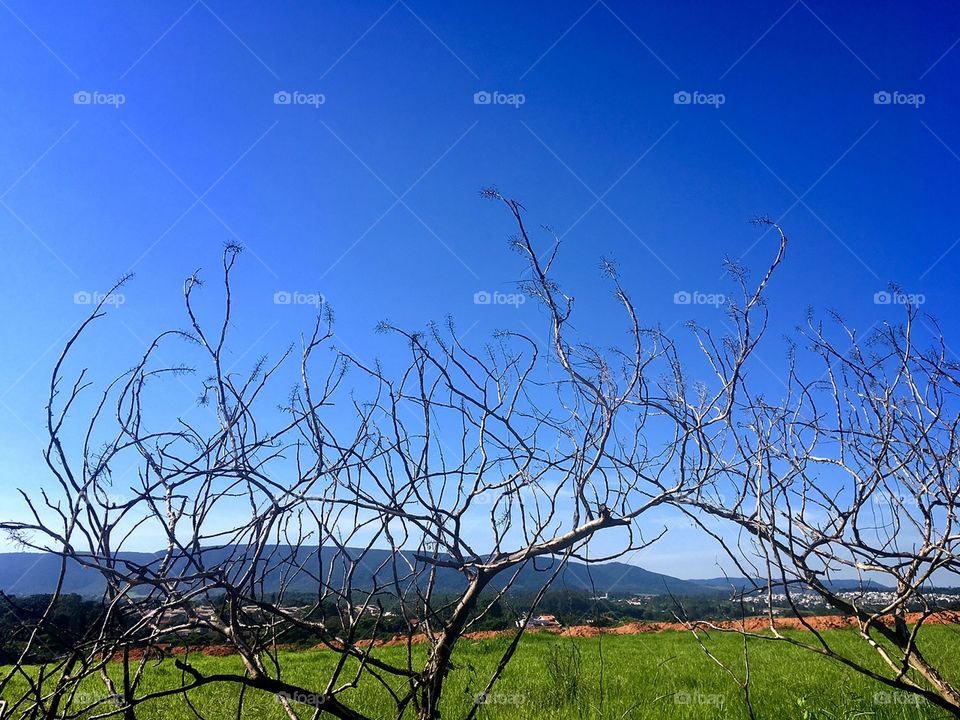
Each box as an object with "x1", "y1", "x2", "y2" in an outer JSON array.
[{"x1": 3, "y1": 627, "x2": 957, "y2": 719}]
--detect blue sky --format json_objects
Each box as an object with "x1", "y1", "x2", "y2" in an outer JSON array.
[{"x1": 1, "y1": 1, "x2": 959, "y2": 577}]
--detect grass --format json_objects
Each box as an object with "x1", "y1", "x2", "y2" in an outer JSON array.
[{"x1": 3, "y1": 627, "x2": 959, "y2": 719}]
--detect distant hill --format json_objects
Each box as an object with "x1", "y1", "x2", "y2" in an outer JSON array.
[
  {"x1": 0, "y1": 547, "x2": 710, "y2": 598},
  {"x1": 0, "y1": 551, "x2": 160, "y2": 597},
  {"x1": 2, "y1": 549, "x2": 900, "y2": 599},
  {"x1": 689, "y1": 577, "x2": 893, "y2": 593}
]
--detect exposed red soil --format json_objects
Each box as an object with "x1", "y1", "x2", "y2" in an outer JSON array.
[
  {"x1": 379, "y1": 633, "x2": 427, "y2": 648},
  {"x1": 376, "y1": 609, "x2": 960, "y2": 646},
  {"x1": 574, "y1": 609, "x2": 960, "y2": 636},
  {"x1": 559, "y1": 625, "x2": 603, "y2": 638},
  {"x1": 702, "y1": 609, "x2": 960, "y2": 634},
  {"x1": 108, "y1": 611, "x2": 960, "y2": 660},
  {"x1": 109, "y1": 642, "x2": 299, "y2": 662}
]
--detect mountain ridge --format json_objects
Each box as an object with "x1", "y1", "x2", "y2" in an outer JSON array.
[{"x1": 0, "y1": 548, "x2": 894, "y2": 597}]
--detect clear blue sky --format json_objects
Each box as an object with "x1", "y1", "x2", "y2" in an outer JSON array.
[{"x1": 1, "y1": 1, "x2": 959, "y2": 577}]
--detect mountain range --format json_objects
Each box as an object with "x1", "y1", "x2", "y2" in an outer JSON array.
[{"x1": 0, "y1": 547, "x2": 891, "y2": 598}]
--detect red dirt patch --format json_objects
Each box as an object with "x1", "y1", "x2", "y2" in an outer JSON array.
[
  {"x1": 379, "y1": 633, "x2": 428, "y2": 648},
  {"x1": 560, "y1": 625, "x2": 603, "y2": 638},
  {"x1": 109, "y1": 610, "x2": 960, "y2": 660}
]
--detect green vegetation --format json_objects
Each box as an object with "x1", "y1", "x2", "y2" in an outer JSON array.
[
  {"x1": 0, "y1": 590, "x2": 803, "y2": 663},
  {"x1": 3, "y1": 626, "x2": 957, "y2": 719},
  {"x1": 0, "y1": 594, "x2": 105, "y2": 663}
]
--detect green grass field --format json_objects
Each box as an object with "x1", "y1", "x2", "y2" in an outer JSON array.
[{"x1": 4, "y1": 627, "x2": 958, "y2": 719}]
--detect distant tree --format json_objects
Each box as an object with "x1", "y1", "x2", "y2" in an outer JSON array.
[{"x1": 675, "y1": 252, "x2": 960, "y2": 714}]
